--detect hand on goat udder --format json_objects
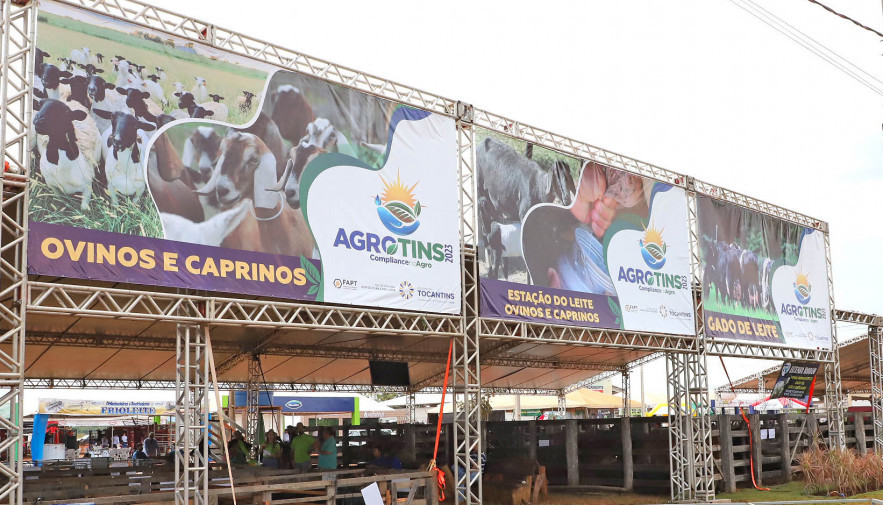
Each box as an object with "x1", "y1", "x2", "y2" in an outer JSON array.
[{"x1": 570, "y1": 163, "x2": 618, "y2": 238}]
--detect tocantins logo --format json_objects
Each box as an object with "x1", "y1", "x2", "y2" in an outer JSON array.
[
  {"x1": 399, "y1": 281, "x2": 414, "y2": 299},
  {"x1": 640, "y1": 224, "x2": 667, "y2": 270},
  {"x1": 794, "y1": 271, "x2": 812, "y2": 305},
  {"x1": 375, "y1": 170, "x2": 422, "y2": 236}
]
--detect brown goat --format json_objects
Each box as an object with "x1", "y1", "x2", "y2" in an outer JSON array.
[{"x1": 147, "y1": 131, "x2": 204, "y2": 223}]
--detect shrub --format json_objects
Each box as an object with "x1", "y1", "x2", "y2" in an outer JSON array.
[{"x1": 800, "y1": 441, "x2": 883, "y2": 496}]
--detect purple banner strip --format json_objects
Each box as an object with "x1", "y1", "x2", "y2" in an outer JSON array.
[
  {"x1": 704, "y1": 311, "x2": 784, "y2": 344},
  {"x1": 28, "y1": 221, "x2": 320, "y2": 301},
  {"x1": 480, "y1": 277, "x2": 619, "y2": 329}
]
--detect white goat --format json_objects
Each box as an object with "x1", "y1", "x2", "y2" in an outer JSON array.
[{"x1": 160, "y1": 200, "x2": 250, "y2": 246}]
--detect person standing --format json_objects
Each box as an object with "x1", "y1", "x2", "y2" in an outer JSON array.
[
  {"x1": 143, "y1": 432, "x2": 159, "y2": 458},
  {"x1": 290, "y1": 424, "x2": 315, "y2": 474},
  {"x1": 121, "y1": 433, "x2": 128, "y2": 448},
  {"x1": 131, "y1": 443, "x2": 149, "y2": 460},
  {"x1": 317, "y1": 427, "x2": 337, "y2": 471},
  {"x1": 112, "y1": 433, "x2": 120, "y2": 448},
  {"x1": 227, "y1": 430, "x2": 252, "y2": 466},
  {"x1": 261, "y1": 430, "x2": 282, "y2": 469}
]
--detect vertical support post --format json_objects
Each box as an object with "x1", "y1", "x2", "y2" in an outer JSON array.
[
  {"x1": 622, "y1": 371, "x2": 631, "y2": 417},
  {"x1": 855, "y1": 410, "x2": 867, "y2": 455},
  {"x1": 246, "y1": 355, "x2": 260, "y2": 453},
  {"x1": 175, "y1": 324, "x2": 210, "y2": 505},
  {"x1": 718, "y1": 413, "x2": 737, "y2": 493},
  {"x1": 454, "y1": 102, "x2": 481, "y2": 505},
  {"x1": 869, "y1": 326, "x2": 883, "y2": 453},
  {"x1": 778, "y1": 412, "x2": 792, "y2": 481},
  {"x1": 750, "y1": 413, "x2": 762, "y2": 487},
  {"x1": 757, "y1": 372, "x2": 766, "y2": 399},
  {"x1": 666, "y1": 178, "x2": 715, "y2": 502},
  {"x1": 528, "y1": 420, "x2": 537, "y2": 461},
  {"x1": 557, "y1": 392, "x2": 566, "y2": 418},
  {"x1": 0, "y1": 2, "x2": 35, "y2": 505},
  {"x1": 823, "y1": 232, "x2": 845, "y2": 449},
  {"x1": 621, "y1": 416, "x2": 633, "y2": 491},
  {"x1": 407, "y1": 392, "x2": 417, "y2": 424},
  {"x1": 565, "y1": 419, "x2": 579, "y2": 486}
]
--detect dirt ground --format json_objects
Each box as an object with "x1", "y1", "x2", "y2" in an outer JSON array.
[{"x1": 543, "y1": 493, "x2": 666, "y2": 505}]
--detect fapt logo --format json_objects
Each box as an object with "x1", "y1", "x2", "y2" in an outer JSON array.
[
  {"x1": 375, "y1": 170, "x2": 421, "y2": 236},
  {"x1": 399, "y1": 281, "x2": 414, "y2": 299},
  {"x1": 284, "y1": 400, "x2": 303, "y2": 410},
  {"x1": 794, "y1": 271, "x2": 811, "y2": 305},
  {"x1": 640, "y1": 224, "x2": 666, "y2": 270}
]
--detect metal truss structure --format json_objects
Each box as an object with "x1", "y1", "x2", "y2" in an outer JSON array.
[
  {"x1": 174, "y1": 324, "x2": 209, "y2": 505},
  {"x1": 870, "y1": 327, "x2": 883, "y2": 453},
  {"x1": 245, "y1": 356, "x2": 260, "y2": 451},
  {"x1": 0, "y1": 1, "x2": 875, "y2": 504}
]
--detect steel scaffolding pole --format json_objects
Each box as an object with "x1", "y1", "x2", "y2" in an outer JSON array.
[
  {"x1": 246, "y1": 355, "x2": 261, "y2": 452},
  {"x1": 454, "y1": 103, "x2": 482, "y2": 505},
  {"x1": 557, "y1": 392, "x2": 567, "y2": 417},
  {"x1": 622, "y1": 371, "x2": 631, "y2": 417},
  {"x1": 406, "y1": 392, "x2": 417, "y2": 424},
  {"x1": 824, "y1": 233, "x2": 846, "y2": 449},
  {"x1": 870, "y1": 326, "x2": 883, "y2": 453},
  {"x1": 174, "y1": 324, "x2": 209, "y2": 505},
  {"x1": 0, "y1": 1, "x2": 34, "y2": 504}
]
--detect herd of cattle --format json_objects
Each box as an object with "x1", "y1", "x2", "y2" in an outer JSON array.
[
  {"x1": 701, "y1": 236, "x2": 775, "y2": 313},
  {"x1": 30, "y1": 44, "x2": 370, "y2": 258}
]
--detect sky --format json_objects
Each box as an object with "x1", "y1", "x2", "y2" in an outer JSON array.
[{"x1": 24, "y1": 0, "x2": 883, "y2": 409}]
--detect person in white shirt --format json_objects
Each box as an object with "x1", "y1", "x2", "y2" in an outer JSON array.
[{"x1": 121, "y1": 434, "x2": 129, "y2": 448}]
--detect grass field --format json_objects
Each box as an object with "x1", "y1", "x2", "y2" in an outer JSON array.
[
  {"x1": 717, "y1": 480, "x2": 883, "y2": 501},
  {"x1": 37, "y1": 12, "x2": 267, "y2": 124},
  {"x1": 703, "y1": 283, "x2": 780, "y2": 320}
]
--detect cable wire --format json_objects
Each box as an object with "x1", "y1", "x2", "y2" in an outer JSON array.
[
  {"x1": 728, "y1": 0, "x2": 883, "y2": 97},
  {"x1": 804, "y1": 0, "x2": 883, "y2": 38}
]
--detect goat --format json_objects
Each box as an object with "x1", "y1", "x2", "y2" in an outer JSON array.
[
  {"x1": 268, "y1": 85, "x2": 314, "y2": 144},
  {"x1": 181, "y1": 126, "x2": 222, "y2": 184},
  {"x1": 130, "y1": 62, "x2": 146, "y2": 79},
  {"x1": 268, "y1": 142, "x2": 323, "y2": 209},
  {"x1": 476, "y1": 136, "x2": 575, "y2": 222},
  {"x1": 33, "y1": 99, "x2": 101, "y2": 210},
  {"x1": 160, "y1": 200, "x2": 250, "y2": 246},
  {"x1": 208, "y1": 93, "x2": 224, "y2": 103},
  {"x1": 95, "y1": 53, "x2": 104, "y2": 64},
  {"x1": 113, "y1": 59, "x2": 140, "y2": 89},
  {"x1": 175, "y1": 91, "x2": 227, "y2": 121},
  {"x1": 236, "y1": 91, "x2": 255, "y2": 113},
  {"x1": 145, "y1": 74, "x2": 161, "y2": 83},
  {"x1": 147, "y1": 132, "x2": 203, "y2": 220},
  {"x1": 139, "y1": 79, "x2": 168, "y2": 108},
  {"x1": 93, "y1": 109, "x2": 155, "y2": 205},
  {"x1": 35, "y1": 48, "x2": 50, "y2": 69},
  {"x1": 116, "y1": 87, "x2": 161, "y2": 123},
  {"x1": 193, "y1": 131, "x2": 314, "y2": 257},
  {"x1": 241, "y1": 111, "x2": 286, "y2": 176},
  {"x1": 154, "y1": 67, "x2": 167, "y2": 81},
  {"x1": 38, "y1": 63, "x2": 72, "y2": 100},
  {"x1": 69, "y1": 47, "x2": 90, "y2": 66},
  {"x1": 171, "y1": 81, "x2": 185, "y2": 94},
  {"x1": 77, "y1": 63, "x2": 104, "y2": 76},
  {"x1": 57, "y1": 57, "x2": 75, "y2": 73},
  {"x1": 87, "y1": 74, "x2": 128, "y2": 133},
  {"x1": 59, "y1": 75, "x2": 91, "y2": 110},
  {"x1": 191, "y1": 76, "x2": 209, "y2": 103}
]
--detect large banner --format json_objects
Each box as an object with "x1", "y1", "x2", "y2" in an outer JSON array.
[
  {"x1": 39, "y1": 398, "x2": 176, "y2": 416},
  {"x1": 769, "y1": 361, "x2": 820, "y2": 400},
  {"x1": 28, "y1": 2, "x2": 460, "y2": 313},
  {"x1": 476, "y1": 128, "x2": 695, "y2": 335},
  {"x1": 697, "y1": 196, "x2": 832, "y2": 349}
]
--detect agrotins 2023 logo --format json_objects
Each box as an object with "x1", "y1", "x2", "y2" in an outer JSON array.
[
  {"x1": 617, "y1": 224, "x2": 687, "y2": 290},
  {"x1": 333, "y1": 170, "x2": 454, "y2": 269},
  {"x1": 780, "y1": 270, "x2": 826, "y2": 319}
]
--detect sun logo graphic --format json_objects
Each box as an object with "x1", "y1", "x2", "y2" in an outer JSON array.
[
  {"x1": 640, "y1": 224, "x2": 667, "y2": 270},
  {"x1": 398, "y1": 281, "x2": 415, "y2": 299},
  {"x1": 794, "y1": 271, "x2": 812, "y2": 305},
  {"x1": 375, "y1": 170, "x2": 422, "y2": 236}
]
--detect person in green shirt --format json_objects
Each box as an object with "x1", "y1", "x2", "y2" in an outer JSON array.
[
  {"x1": 290, "y1": 423, "x2": 316, "y2": 473},
  {"x1": 318, "y1": 427, "x2": 337, "y2": 471},
  {"x1": 261, "y1": 429, "x2": 282, "y2": 469},
  {"x1": 227, "y1": 430, "x2": 252, "y2": 466}
]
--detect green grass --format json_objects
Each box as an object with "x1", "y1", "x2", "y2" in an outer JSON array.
[
  {"x1": 37, "y1": 12, "x2": 267, "y2": 124},
  {"x1": 717, "y1": 481, "x2": 883, "y2": 502},
  {"x1": 703, "y1": 283, "x2": 780, "y2": 320},
  {"x1": 29, "y1": 175, "x2": 163, "y2": 238}
]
